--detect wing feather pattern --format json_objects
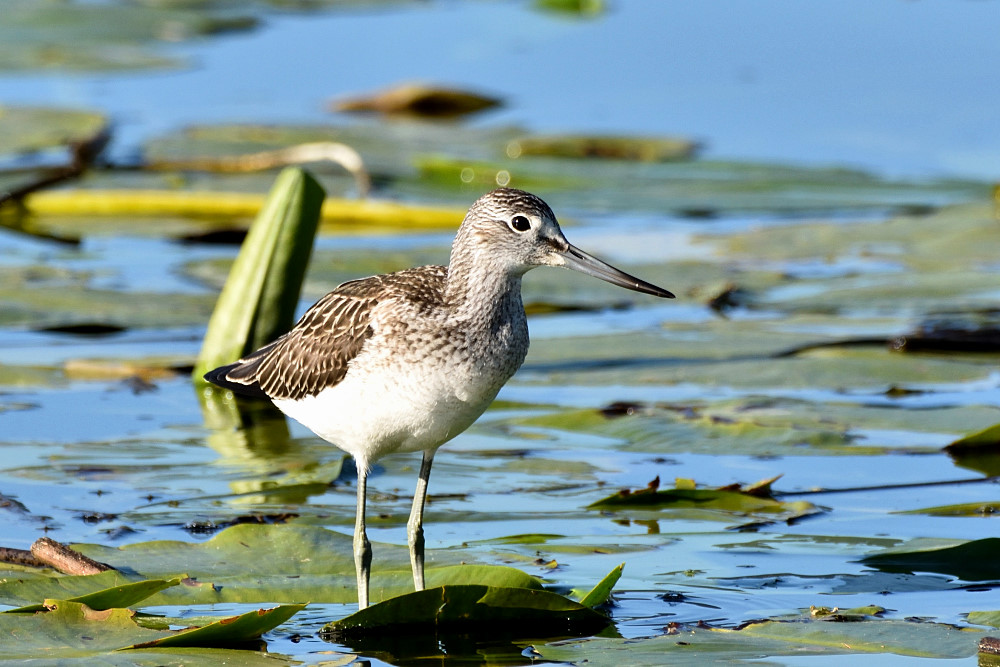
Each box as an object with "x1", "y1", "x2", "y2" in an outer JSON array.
[{"x1": 203, "y1": 266, "x2": 448, "y2": 402}]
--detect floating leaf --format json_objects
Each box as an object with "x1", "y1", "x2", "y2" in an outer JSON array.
[
  {"x1": 334, "y1": 83, "x2": 501, "y2": 117},
  {"x1": 0, "y1": 2, "x2": 257, "y2": 71},
  {"x1": 424, "y1": 564, "x2": 544, "y2": 590},
  {"x1": 4, "y1": 577, "x2": 179, "y2": 614},
  {"x1": 507, "y1": 133, "x2": 698, "y2": 162},
  {"x1": 896, "y1": 501, "x2": 1000, "y2": 517},
  {"x1": 588, "y1": 478, "x2": 818, "y2": 520},
  {"x1": 0, "y1": 106, "x2": 107, "y2": 154},
  {"x1": 947, "y1": 423, "x2": 1000, "y2": 450},
  {"x1": 321, "y1": 585, "x2": 609, "y2": 641},
  {"x1": 969, "y1": 610, "x2": 1000, "y2": 628},
  {"x1": 945, "y1": 423, "x2": 1000, "y2": 476},
  {"x1": 576, "y1": 563, "x2": 623, "y2": 608},
  {"x1": 0, "y1": 600, "x2": 164, "y2": 657},
  {"x1": 129, "y1": 603, "x2": 306, "y2": 649},
  {"x1": 0, "y1": 598, "x2": 303, "y2": 661},
  {"x1": 860, "y1": 538, "x2": 1000, "y2": 581},
  {"x1": 536, "y1": 617, "x2": 985, "y2": 662},
  {"x1": 23, "y1": 189, "x2": 464, "y2": 229},
  {"x1": 0, "y1": 525, "x2": 547, "y2": 607}
]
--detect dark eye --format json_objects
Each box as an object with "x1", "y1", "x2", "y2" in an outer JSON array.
[{"x1": 510, "y1": 215, "x2": 531, "y2": 232}]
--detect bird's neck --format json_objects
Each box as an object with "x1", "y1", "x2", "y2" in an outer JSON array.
[{"x1": 444, "y1": 251, "x2": 525, "y2": 322}]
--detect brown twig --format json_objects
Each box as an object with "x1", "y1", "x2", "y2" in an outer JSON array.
[
  {"x1": 0, "y1": 127, "x2": 111, "y2": 208},
  {"x1": 774, "y1": 475, "x2": 1000, "y2": 498},
  {"x1": 29, "y1": 537, "x2": 115, "y2": 575},
  {"x1": 147, "y1": 142, "x2": 371, "y2": 196}
]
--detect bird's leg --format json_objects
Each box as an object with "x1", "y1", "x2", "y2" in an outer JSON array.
[
  {"x1": 407, "y1": 450, "x2": 435, "y2": 591},
  {"x1": 353, "y1": 462, "x2": 372, "y2": 610}
]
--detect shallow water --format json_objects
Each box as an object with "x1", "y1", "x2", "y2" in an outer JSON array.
[{"x1": 2, "y1": 2, "x2": 1000, "y2": 665}]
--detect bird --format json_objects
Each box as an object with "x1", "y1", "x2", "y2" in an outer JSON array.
[{"x1": 204, "y1": 188, "x2": 674, "y2": 609}]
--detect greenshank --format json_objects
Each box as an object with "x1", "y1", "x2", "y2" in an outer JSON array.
[{"x1": 205, "y1": 188, "x2": 673, "y2": 609}]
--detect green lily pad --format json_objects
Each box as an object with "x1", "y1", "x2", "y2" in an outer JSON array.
[
  {"x1": 334, "y1": 83, "x2": 502, "y2": 118},
  {"x1": 0, "y1": 598, "x2": 303, "y2": 660},
  {"x1": 588, "y1": 478, "x2": 818, "y2": 520},
  {"x1": 0, "y1": 106, "x2": 107, "y2": 155},
  {"x1": 536, "y1": 617, "x2": 985, "y2": 662},
  {"x1": 4, "y1": 578, "x2": 180, "y2": 614},
  {"x1": 0, "y1": 600, "x2": 168, "y2": 658},
  {"x1": 507, "y1": 133, "x2": 698, "y2": 161},
  {"x1": 129, "y1": 603, "x2": 306, "y2": 649},
  {"x1": 576, "y1": 563, "x2": 623, "y2": 608},
  {"x1": 860, "y1": 538, "x2": 1000, "y2": 581},
  {"x1": 945, "y1": 423, "x2": 1000, "y2": 476},
  {"x1": 0, "y1": 2, "x2": 257, "y2": 72},
  {"x1": 896, "y1": 501, "x2": 1000, "y2": 517},
  {"x1": 969, "y1": 610, "x2": 1000, "y2": 628},
  {"x1": 321, "y1": 585, "x2": 609, "y2": 641},
  {"x1": 0, "y1": 524, "x2": 550, "y2": 607}
]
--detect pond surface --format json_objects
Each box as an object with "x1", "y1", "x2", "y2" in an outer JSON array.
[{"x1": 1, "y1": 2, "x2": 999, "y2": 665}]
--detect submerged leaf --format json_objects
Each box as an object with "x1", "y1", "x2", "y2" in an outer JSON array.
[{"x1": 536, "y1": 617, "x2": 985, "y2": 662}]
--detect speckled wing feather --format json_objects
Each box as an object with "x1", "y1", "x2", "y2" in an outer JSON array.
[{"x1": 204, "y1": 265, "x2": 448, "y2": 402}]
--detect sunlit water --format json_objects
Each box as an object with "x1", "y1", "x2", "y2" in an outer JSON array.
[{"x1": 1, "y1": 2, "x2": 999, "y2": 665}]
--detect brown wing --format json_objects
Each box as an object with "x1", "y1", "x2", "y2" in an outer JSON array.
[{"x1": 204, "y1": 266, "x2": 448, "y2": 402}]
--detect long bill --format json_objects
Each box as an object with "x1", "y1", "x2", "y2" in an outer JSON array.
[{"x1": 560, "y1": 244, "x2": 675, "y2": 298}]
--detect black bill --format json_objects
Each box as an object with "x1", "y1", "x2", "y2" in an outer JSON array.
[{"x1": 560, "y1": 244, "x2": 675, "y2": 298}]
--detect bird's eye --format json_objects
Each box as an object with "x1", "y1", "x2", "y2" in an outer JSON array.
[{"x1": 510, "y1": 215, "x2": 531, "y2": 232}]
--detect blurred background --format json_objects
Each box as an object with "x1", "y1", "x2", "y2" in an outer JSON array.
[{"x1": 3, "y1": 0, "x2": 999, "y2": 180}]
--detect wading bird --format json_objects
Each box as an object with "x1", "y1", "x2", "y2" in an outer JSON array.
[{"x1": 205, "y1": 188, "x2": 674, "y2": 608}]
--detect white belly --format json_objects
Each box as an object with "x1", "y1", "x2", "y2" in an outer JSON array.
[{"x1": 272, "y1": 354, "x2": 508, "y2": 470}]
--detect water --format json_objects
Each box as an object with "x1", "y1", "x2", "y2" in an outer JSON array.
[
  {"x1": 0, "y1": 2, "x2": 998, "y2": 179},
  {"x1": 1, "y1": 2, "x2": 999, "y2": 664}
]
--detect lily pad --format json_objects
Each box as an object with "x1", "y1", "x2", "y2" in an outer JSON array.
[
  {"x1": 321, "y1": 585, "x2": 609, "y2": 641},
  {"x1": 334, "y1": 82, "x2": 502, "y2": 117},
  {"x1": 588, "y1": 478, "x2": 818, "y2": 520},
  {"x1": 4, "y1": 577, "x2": 179, "y2": 614},
  {"x1": 860, "y1": 538, "x2": 1000, "y2": 581},
  {"x1": 576, "y1": 563, "x2": 623, "y2": 608},
  {"x1": 0, "y1": 524, "x2": 549, "y2": 607},
  {"x1": 0, "y1": 598, "x2": 303, "y2": 661},
  {"x1": 945, "y1": 423, "x2": 1000, "y2": 476},
  {"x1": 0, "y1": 106, "x2": 107, "y2": 155},
  {"x1": 129, "y1": 603, "x2": 306, "y2": 649},
  {"x1": 507, "y1": 133, "x2": 699, "y2": 162},
  {"x1": 969, "y1": 610, "x2": 1000, "y2": 628},
  {"x1": 896, "y1": 501, "x2": 1000, "y2": 517},
  {"x1": 0, "y1": 2, "x2": 257, "y2": 71},
  {"x1": 536, "y1": 616, "x2": 985, "y2": 662}
]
